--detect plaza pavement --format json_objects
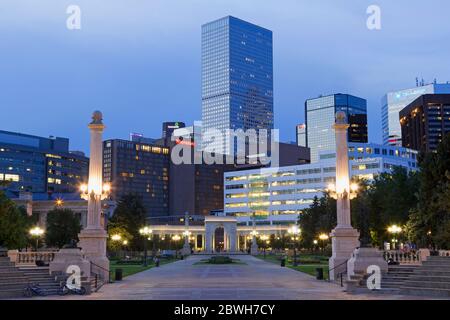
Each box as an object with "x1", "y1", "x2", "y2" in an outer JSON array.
[{"x1": 37, "y1": 254, "x2": 436, "y2": 300}]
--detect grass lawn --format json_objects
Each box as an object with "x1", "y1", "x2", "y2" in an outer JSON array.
[
  {"x1": 110, "y1": 258, "x2": 177, "y2": 278},
  {"x1": 256, "y1": 254, "x2": 330, "y2": 280}
]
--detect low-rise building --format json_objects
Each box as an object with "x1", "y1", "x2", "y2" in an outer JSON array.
[{"x1": 224, "y1": 143, "x2": 418, "y2": 226}]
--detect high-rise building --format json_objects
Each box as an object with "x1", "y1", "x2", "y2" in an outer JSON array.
[
  {"x1": 296, "y1": 124, "x2": 306, "y2": 147},
  {"x1": 201, "y1": 16, "x2": 274, "y2": 155},
  {"x1": 103, "y1": 139, "x2": 170, "y2": 217},
  {"x1": 0, "y1": 130, "x2": 88, "y2": 194},
  {"x1": 382, "y1": 82, "x2": 450, "y2": 146},
  {"x1": 400, "y1": 94, "x2": 450, "y2": 152},
  {"x1": 305, "y1": 94, "x2": 368, "y2": 162}
]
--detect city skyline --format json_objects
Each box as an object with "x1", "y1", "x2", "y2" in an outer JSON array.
[{"x1": 1, "y1": 1, "x2": 450, "y2": 154}]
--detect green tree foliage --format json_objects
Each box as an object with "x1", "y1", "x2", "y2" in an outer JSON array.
[
  {"x1": 107, "y1": 225, "x2": 132, "y2": 251},
  {"x1": 108, "y1": 194, "x2": 147, "y2": 250},
  {"x1": 299, "y1": 195, "x2": 336, "y2": 249},
  {"x1": 0, "y1": 190, "x2": 32, "y2": 249},
  {"x1": 45, "y1": 208, "x2": 82, "y2": 248},
  {"x1": 365, "y1": 167, "x2": 419, "y2": 247},
  {"x1": 408, "y1": 133, "x2": 450, "y2": 249}
]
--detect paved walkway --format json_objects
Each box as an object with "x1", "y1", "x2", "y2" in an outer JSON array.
[{"x1": 44, "y1": 255, "x2": 427, "y2": 300}]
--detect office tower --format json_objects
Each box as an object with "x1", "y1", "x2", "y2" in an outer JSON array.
[
  {"x1": 102, "y1": 139, "x2": 170, "y2": 217},
  {"x1": 0, "y1": 130, "x2": 88, "y2": 194},
  {"x1": 400, "y1": 94, "x2": 450, "y2": 152},
  {"x1": 382, "y1": 82, "x2": 450, "y2": 146},
  {"x1": 305, "y1": 94, "x2": 368, "y2": 162},
  {"x1": 224, "y1": 142, "x2": 417, "y2": 226},
  {"x1": 201, "y1": 16, "x2": 274, "y2": 155},
  {"x1": 296, "y1": 124, "x2": 306, "y2": 147}
]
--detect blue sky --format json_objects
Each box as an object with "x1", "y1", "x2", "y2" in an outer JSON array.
[{"x1": 1, "y1": 0, "x2": 449, "y2": 154}]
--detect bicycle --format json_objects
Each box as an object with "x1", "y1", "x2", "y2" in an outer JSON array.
[
  {"x1": 58, "y1": 284, "x2": 87, "y2": 296},
  {"x1": 23, "y1": 283, "x2": 47, "y2": 297}
]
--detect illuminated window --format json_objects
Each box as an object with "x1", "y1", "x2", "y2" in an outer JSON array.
[{"x1": 2, "y1": 174, "x2": 19, "y2": 182}]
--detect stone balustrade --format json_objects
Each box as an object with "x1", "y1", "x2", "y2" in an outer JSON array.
[
  {"x1": 8, "y1": 250, "x2": 55, "y2": 266},
  {"x1": 439, "y1": 250, "x2": 450, "y2": 257},
  {"x1": 383, "y1": 250, "x2": 422, "y2": 265}
]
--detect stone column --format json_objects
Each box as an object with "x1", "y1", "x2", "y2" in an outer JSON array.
[
  {"x1": 182, "y1": 212, "x2": 191, "y2": 256},
  {"x1": 78, "y1": 111, "x2": 110, "y2": 281},
  {"x1": 205, "y1": 224, "x2": 213, "y2": 253},
  {"x1": 329, "y1": 112, "x2": 359, "y2": 281}
]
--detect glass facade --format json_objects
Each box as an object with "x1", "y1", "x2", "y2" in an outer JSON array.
[
  {"x1": 0, "y1": 130, "x2": 88, "y2": 194},
  {"x1": 103, "y1": 139, "x2": 170, "y2": 217},
  {"x1": 381, "y1": 83, "x2": 450, "y2": 146},
  {"x1": 296, "y1": 124, "x2": 306, "y2": 147},
  {"x1": 201, "y1": 16, "x2": 274, "y2": 154},
  {"x1": 305, "y1": 94, "x2": 367, "y2": 163},
  {"x1": 224, "y1": 142, "x2": 417, "y2": 225}
]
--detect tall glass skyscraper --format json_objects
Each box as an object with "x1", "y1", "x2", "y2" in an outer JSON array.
[
  {"x1": 305, "y1": 94, "x2": 368, "y2": 163},
  {"x1": 382, "y1": 83, "x2": 450, "y2": 146},
  {"x1": 201, "y1": 16, "x2": 274, "y2": 155}
]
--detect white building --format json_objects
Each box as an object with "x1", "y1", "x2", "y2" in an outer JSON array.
[{"x1": 223, "y1": 143, "x2": 418, "y2": 226}]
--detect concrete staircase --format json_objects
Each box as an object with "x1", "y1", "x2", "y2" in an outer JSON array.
[
  {"x1": 399, "y1": 256, "x2": 450, "y2": 297},
  {"x1": 379, "y1": 265, "x2": 419, "y2": 294},
  {"x1": 18, "y1": 266, "x2": 62, "y2": 296},
  {"x1": 0, "y1": 254, "x2": 63, "y2": 299},
  {"x1": 348, "y1": 256, "x2": 450, "y2": 297},
  {"x1": 0, "y1": 256, "x2": 28, "y2": 298}
]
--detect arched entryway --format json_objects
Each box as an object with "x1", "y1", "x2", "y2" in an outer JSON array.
[{"x1": 214, "y1": 227, "x2": 224, "y2": 252}]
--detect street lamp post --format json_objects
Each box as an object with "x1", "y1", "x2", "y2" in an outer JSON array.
[
  {"x1": 250, "y1": 230, "x2": 259, "y2": 255},
  {"x1": 260, "y1": 235, "x2": 269, "y2": 258},
  {"x1": 29, "y1": 227, "x2": 44, "y2": 251},
  {"x1": 139, "y1": 226, "x2": 152, "y2": 266},
  {"x1": 318, "y1": 233, "x2": 329, "y2": 254},
  {"x1": 288, "y1": 225, "x2": 301, "y2": 266},
  {"x1": 387, "y1": 225, "x2": 402, "y2": 250}
]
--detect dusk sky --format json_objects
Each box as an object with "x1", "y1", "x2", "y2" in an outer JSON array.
[{"x1": 1, "y1": 0, "x2": 449, "y2": 154}]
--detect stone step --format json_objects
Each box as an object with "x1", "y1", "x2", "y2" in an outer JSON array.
[
  {"x1": 0, "y1": 271, "x2": 25, "y2": 277},
  {"x1": 0, "y1": 262, "x2": 14, "y2": 267},
  {"x1": 0, "y1": 288, "x2": 24, "y2": 299},
  {"x1": 403, "y1": 281, "x2": 450, "y2": 290},
  {"x1": 0, "y1": 283, "x2": 30, "y2": 290},
  {"x1": 0, "y1": 276, "x2": 29, "y2": 283},
  {"x1": 408, "y1": 275, "x2": 450, "y2": 282},
  {"x1": 400, "y1": 286, "x2": 450, "y2": 297},
  {"x1": 414, "y1": 270, "x2": 450, "y2": 277}
]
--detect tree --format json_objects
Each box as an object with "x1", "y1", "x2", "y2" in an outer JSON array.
[
  {"x1": 299, "y1": 194, "x2": 336, "y2": 250},
  {"x1": 45, "y1": 208, "x2": 82, "y2": 248},
  {"x1": 408, "y1": 133, "x2": 450, "y2": 249},
  {"x1": 107, "y1": 225, "x2": 132, "y2": 252},
  {"x1": 0, "y1": 189, "x2": 32, "y2": 249},
  {"x1": 365, "y1": 166, "x2": 419, "y2": 247},
  {"x1": 108, "y1": 194, "x2": 147, "y2": 250}
]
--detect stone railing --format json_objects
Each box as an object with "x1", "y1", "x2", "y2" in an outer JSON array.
[
  {"x1": 8, "y1": 250, "x2": 56, "y2": 266},
  {"x1": 439, "y1": 250, "x2": 450, "y2": 257},
  {"x1": 383, "y1": 250, "x2": 422, "y2": 265}
]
